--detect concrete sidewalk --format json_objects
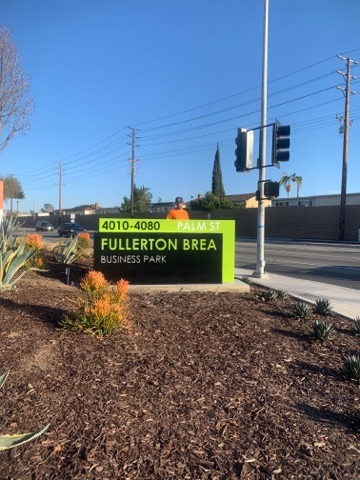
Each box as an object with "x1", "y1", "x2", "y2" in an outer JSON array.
[{"x1": 235, "y1": 268, "x2": 360, "y2": 320}]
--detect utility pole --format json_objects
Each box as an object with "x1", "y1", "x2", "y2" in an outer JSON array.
[
  {"x1": 254, "y1": 0, "x2": 269, "y2": 278},
  {"x1": 58, "y1": 161, "x2": 63, "y2": 225},
  {"x1": 130, "y1": 127, "x2": 136, "y2": 218},
  {"x1": 336, "y1": 55, "x2": 359, "y2": 241}
]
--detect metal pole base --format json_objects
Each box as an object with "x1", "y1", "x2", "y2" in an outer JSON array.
[{"x1": 252, "y1": 270, "x2": 269, "y2": 279}]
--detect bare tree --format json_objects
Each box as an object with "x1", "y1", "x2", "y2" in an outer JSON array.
[{"x1": 0, "y1": 27, "x2": 34, "y2": 152}]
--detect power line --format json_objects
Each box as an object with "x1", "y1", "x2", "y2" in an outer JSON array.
[
  {"x1": 133, "y1": 54, "x2": 338, "y2": 127},
  {"x1": 10, "y1": 52, "x2": 359, "y2": 203}
]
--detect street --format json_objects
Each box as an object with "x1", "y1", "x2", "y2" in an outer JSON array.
[
  {"x1": 23, "y1": 228, "x2": 360, "y2": 290},
  {"x1": 236, "y1": 238, "x2": 360, "y2": 290}
]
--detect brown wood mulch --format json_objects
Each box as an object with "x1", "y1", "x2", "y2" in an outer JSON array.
[{"x1": 0, "y1": 253, "x2": 359, "y2": 480}]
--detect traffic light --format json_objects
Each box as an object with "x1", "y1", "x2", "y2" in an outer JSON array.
[
  {"x1": 234, "y1": 128, "x2": 254, "y2": 171},
  {"x1": 272, "y1": 124, "x2": 290, "y2": 165},
  {"x1": 264, "y1": 181, "x2": 280, "y2": 198}
]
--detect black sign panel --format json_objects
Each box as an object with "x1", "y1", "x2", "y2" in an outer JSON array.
[{"x1": 94, "y1": 232, "x2": 223, "y2": 284}]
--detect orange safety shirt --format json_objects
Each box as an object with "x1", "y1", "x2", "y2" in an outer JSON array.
[{"x1": 166, "y1": 209, "x2": 189, "y2": 220}]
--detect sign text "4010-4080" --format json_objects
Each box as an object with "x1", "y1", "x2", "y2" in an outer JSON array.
[{"x1": 100, "y1": 220, "x2": 160, "y2": 232}]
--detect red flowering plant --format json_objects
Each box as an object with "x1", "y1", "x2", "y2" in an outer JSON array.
[
  {"x1": 25, "y1": 233, "x2": 46, "y2": 270},
  {"x1": 61, "y1": 271, "x2": 130, "y2": 336},
  {"x1": 77, "y1": 232, "x2": 91, "y2": 252}
]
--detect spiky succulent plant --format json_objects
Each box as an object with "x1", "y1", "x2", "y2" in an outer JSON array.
[
  {"x1": 352, "y1": 317, "x2": 360, "y2": 334},
  {"x1": 344, "y1": 355, "x2": 360, "y2": 381},
  {"x1": 313, "y1": 320, "x2": 335, "y2": 341},
  {"x1": 52, "y1": 235, "x2": 82, "y2": 264},
  {"x1": 314, "y1": 298, "x2": 333, "y2": 316},
  {"x1": 0, "y1": 234, "x2": 39, "y2": 290},
  {"x1": 292, "y1": 302, "x2": 312, "y2": 319}
]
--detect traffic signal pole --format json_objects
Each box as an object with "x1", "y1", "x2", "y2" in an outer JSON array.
[{"x1": 254, "y1": 0, "x2": 269, "y2": 278}]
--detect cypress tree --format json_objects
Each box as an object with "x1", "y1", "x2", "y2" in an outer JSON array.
[{"x1": 211, "y1": 143, "x2": 225, "y2": 199}]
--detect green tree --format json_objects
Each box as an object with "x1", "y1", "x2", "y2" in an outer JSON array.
[
  {"x1": 0, "y1": 28, "x2": 34, "y2": 152},
  {"x1": 279, "y1": 173, "x2": 302, "y2": 198},
  {"x1": 211, "y1": 143, "x2": 225, "y2": 199},
  {"x1": 0, "y1": 176, "x2": 24, "y2": 202},
  {"x1": 121, "y1": 185, "x2": 152, "y2": 212},
  {"x1": 190, "y1": 192, "x2": 244, "y2": 211},
  {"x1": 41, "y1": 203, "x2": 54, "y2": 213}
]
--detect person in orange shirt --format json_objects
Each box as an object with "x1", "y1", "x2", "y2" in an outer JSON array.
[{"x1": 166, "y1": 196, "x2": 189, "y2": 220}]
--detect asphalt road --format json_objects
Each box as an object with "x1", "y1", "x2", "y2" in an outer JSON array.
[
  {"x1": 23, "y1": 228, "x2": 360, "y2": 290},
  {"x1": 235, "y1": 238, "x2": 360, "y2": 290}
]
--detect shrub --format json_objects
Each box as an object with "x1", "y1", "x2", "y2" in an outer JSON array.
[
  {"x1": 25, "y1": 233, "x2": 45, "y2": 270},
  {"x1": 0, "y1": 371, "x2": 49, "y2": 450},
  {"x1": 314, "y1": 298, "x2": 333, "y2": 316},
  {"x1": 24, "y1": 233, "x2": 43, "y2": 250},
  {"x1": 313, "y1": 320, "x2": 335, "y2": 341},
  {"x1": 77, "y1": 232, "x2": 91, "y2": 251},
  {"x1": 344, "y1": 354, "x2": 360, "y2": 381},
  {"x1": 292, "y1": 302, "x2": 312, "y2": 319},
  {"x1": 61, "y1": 271, "x2": 130, "y2": 336}
]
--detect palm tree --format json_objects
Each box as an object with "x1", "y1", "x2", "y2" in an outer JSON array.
[
  {"x1": 279, "y1": 174, "x2": 293, "y2": 198},
  {"x1": 291, "y1": 174, "x2": 303, "y2": 197}
]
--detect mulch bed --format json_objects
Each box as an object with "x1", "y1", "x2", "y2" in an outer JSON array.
[{"x1": 0, "y1": 252, "x2": 359, "y2": 479}]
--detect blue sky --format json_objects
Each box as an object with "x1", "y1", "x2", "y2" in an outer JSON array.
[{"x1": 1, "y1": 0, "x2": 360, "y2": 213}]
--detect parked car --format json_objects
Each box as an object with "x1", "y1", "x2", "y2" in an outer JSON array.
[
  {"x1": 58, "y1": 222, "x2": 87, "y2": 237},
  {"x1": 35, "y1": 221, "x2": 54, "y2": 232}
]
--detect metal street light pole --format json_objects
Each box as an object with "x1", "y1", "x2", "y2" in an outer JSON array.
[{"x1": 254, "y1": 0, "x2": 269, "y2": 278}]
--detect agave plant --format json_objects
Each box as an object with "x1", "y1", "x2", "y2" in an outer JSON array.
[
  {"x1": 52, "y1": 235, "x2": 82, "y2": 265},
  {"x1": 352, "y1": 317, "x2": 360, "y2": 334},
  {"x1": 0, "y1": 216, "x2": 24, "y2": 252},
  {"x1": 0, "y1": 235, "x2": 40, "y2": 291},
  {"x1": 276, "y1": 290, "x2": 288, "y2": 300},
  {"x1": 344, "y1": 355, "x2": 360, "y2": 381},
  {"x1": 261, "y1": 289, "x2": 278, "y2": 301},
  {"x1": 314, "y1": 298, "x2": 333, "y2": 316},
  {"x1": 0, "y1": 371, "x2": 49, "y2": 450},
  {"x1": 292, "y1": 302, "x2": 312, "y2": 319},
  {"x1": 313, "y1": 320, "x2": 335, "y2": 341}
]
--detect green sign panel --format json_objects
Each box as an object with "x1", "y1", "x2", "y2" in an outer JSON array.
[{"x1": 94, "y1": 218, "x2": 235, "y2": 285}]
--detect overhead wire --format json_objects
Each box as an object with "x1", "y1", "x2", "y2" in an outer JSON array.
[
  {"x1": 133, "y1": 54, "x2": 338, "y2": 127},
  {"x1": 12, "y1": 52, "x2": 359, "y2": 195}
]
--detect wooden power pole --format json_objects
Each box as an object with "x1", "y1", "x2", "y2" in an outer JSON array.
[
  {"x1": 337, "y1": 55, "x2": 359, "y2": 241},
  {"x1": 130, "y1": 127, "x2": 136, "y2": 218},
  {"x1": 58, "y1": 161, "x2": 63, "y2": 225}
]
